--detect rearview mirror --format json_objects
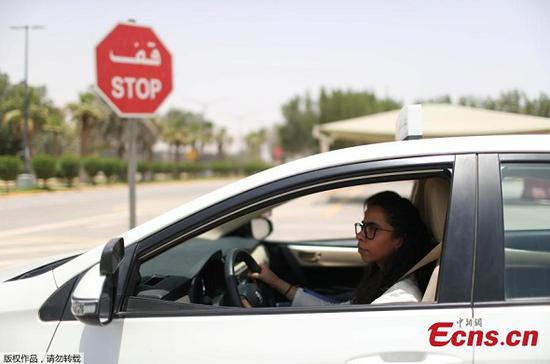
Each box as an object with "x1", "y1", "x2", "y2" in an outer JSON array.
[
  {"x1": 71, "y1": 238, "x2": 124, "y2": 326},
  {"x1": 251, "y1": 217, "x2": 273, "y2": 241}
]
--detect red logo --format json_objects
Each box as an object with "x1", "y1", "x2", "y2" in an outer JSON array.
[
  {"x1": 95, "y1": 23, "x2": 173, "y2": 117},
  {"x1": 428, "y1": 322, "x2": 538, "y2": 347}
]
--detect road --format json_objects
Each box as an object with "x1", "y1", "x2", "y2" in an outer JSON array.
[
  {"x1": 0, "y1": 179, "x2": 413, "y2": 270},
  {"x1": 0, "y1": 179, "x2": 235, "y2": 269}
]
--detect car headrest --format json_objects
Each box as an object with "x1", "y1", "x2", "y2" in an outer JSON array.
[{"x1": 424, "y1": 178, "x2": 450, "y2": 242}]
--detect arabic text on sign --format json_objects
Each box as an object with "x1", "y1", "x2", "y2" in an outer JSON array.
[{"x1": 108, "y1": 42, "x2": 162, "y2": 67}]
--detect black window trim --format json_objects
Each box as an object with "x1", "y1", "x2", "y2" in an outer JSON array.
[
  {"x1": 473, "y1": 154, "x2": 504, "y2": 302},
  {"x1": 119, "y1": 302, "x2": 472, "y2": 319},
  {"x1": 437, "y1": 154, "x2": 477, "y2": 304},
  {"x1": 115, "y1": 154, "x2": 478, "y2": 319}
]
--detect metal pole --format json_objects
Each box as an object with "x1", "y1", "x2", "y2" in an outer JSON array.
[
  {"x1": 21, "y1": 25, "x2": 32, "y2": 174},
  {"x1": 9, "y1": 25, "x2": 42, "y2": 174},
  {"x1": 128, "y1": 119, "x2": 137, "y2": 228},
  {"x1": 126, "y1": 19, "x2": 138, "y2": 229}
]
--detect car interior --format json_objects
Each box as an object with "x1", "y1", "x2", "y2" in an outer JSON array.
[
  {"x1": 501, "y1": 164, "x2": 550, "y2": 299},
  {"x1": 126, "y1": 174, "x2": 451, "y2": 312}
]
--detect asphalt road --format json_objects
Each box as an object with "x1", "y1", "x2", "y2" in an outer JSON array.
[
  {"x1": 0, "y1": 179, "x2": 413, "y2": 270},
  {"x1": 0, "y1": 179, "x2": 236, "y2": 269}
]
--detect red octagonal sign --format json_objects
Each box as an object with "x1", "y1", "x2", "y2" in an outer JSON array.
[{"x1": 95, "y1": 23, "x2": 172, "y2": 117}]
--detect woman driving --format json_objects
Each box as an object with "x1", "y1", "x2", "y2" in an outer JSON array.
[{"x1": 248, "y1": 190, "x2": 435, "y2": 306}]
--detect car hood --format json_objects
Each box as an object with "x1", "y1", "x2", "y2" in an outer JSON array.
[{"x1": 0, "y1": 250, "x2": 83, "y2": 283}]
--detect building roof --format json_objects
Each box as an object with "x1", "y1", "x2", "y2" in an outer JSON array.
[{"x1": 317, "y1": 104, "x2": 550, "y2": 144}]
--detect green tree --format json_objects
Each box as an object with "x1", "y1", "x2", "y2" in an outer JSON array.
[
  {"x1": 0, "y1": 72, "x2": 60, "y2": 157},
  {"x1": 101, "y1": 111, "x2": 160, "y2": 161},
  {"x1": 67, "y1": 90, "x2": 109, "y2": 159},
  {"x1": 101, "y1": 158, "x2": 120, "y2": 183},
  {"x1": 278, "y1": 89, "x2": 401, "y2": 156},
  {"x1": 458, "y1": 90, "x2": 550, "y2": 118},
  {"x1": 245, "y1": 128, "x2": 267, "y2": 160},
  {"x1": 213, "y1": 127, "x2": 232, "y2": 158},
  {"x1": 0, "y1": 155, "x2": 22, "y2": 191},
  {"x1": 32, "y1": 154, "x2": 57, "y2": 188},
  {"x1": 318, "y1": 88, "x2": 400, "y2": 123},
  {"x1": 277, "y1": 94, "x2": 318, "y2": 156},
  {"x1": 161, "y1": 109, "x2": 192, "y2": 162},
  {"x1": 414, "y1": 95, "x2": 452, "y2": 104},
  {"x1": 187, "y1": 117, "x2": 214, "y2": 156},
  {"x1": 82, "y1": 157, "x2": 102, "y2": 185},
  {"x1": 59, "y1": 155, "x2": 80, "y2": 187},
  {"x1": 34, "y1": 107, "x2": 73, "y2": 156}
]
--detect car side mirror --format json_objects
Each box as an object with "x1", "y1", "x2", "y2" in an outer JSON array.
[
  {"x1": 251, "y1": 217, "x2": 273, "y2": 240},
  {"x1": 71, "y1": 238, "x2": 124, "y2": 326}
]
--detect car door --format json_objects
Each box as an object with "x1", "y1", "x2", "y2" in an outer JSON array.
[
  {"x1": 47, "y1": 155, "x2": 476, "y2": 364},
  {"x1": 472, "y1": 153, "x2": 550, "y2": 363}
]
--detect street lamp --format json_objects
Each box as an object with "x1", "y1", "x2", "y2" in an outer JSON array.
[{"x1": 9, "y1": 24, "x2": 44, "y2": 186}]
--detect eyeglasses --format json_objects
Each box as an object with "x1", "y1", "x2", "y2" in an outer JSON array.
[{"x1": 354, "y1": 222, "x2": 394, "y2": 240}]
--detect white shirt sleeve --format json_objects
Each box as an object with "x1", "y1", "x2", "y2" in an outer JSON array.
[
  {"x1": 371, "y1": 275, "x2": 422, "y2": 304},
  {"x1": 290, "y1": 275, "x2": 422, "y2": 307},
  {"x1": 291, "y1": 288, "x2": 346, "y2": 307}
]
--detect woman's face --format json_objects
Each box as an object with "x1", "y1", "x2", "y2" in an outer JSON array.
[{"x1": 356, "y1": 205, "x2": 403, "y2": 266}]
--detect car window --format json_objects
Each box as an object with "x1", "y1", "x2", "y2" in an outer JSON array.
[
  {"x1": 267, "y1": 180, "x2": 413, "y2": 242},
  {"x1": 130, "y1": 173, "x2": 449, "y2": 310},
  {"x1": 501, "y1": 163, "x2": 550, "y2": 299}
]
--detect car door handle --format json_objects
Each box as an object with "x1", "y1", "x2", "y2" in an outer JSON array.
[
  {"x1": 346, "y1": 352, "x2": 464, "y2": 364},
  {"x1": 298, "y1": 251, "x2": 321, "y2": 263}
]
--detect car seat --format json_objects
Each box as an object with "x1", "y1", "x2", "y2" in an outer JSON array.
[{"x1": 403, "y1": 177, "x2": 450, "y2": 302}]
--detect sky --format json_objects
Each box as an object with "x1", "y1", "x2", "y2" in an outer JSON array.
[{"x1": 1, "y1": 0, "x2": 549, "y2": 141}]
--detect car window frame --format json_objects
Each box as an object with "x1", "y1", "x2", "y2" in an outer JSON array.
[
  {"x1": 115, "y1": 154, "x2": 476, "y2": 319},
  {"x1": 474, "y1": 152, "x2": 550, "y2": 309}
]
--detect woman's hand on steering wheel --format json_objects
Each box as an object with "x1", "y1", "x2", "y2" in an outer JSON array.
[{"x1": 249, "y1": 264, "x2": 279, "y2": 287}]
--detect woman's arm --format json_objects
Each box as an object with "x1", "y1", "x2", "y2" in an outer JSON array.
[{"x1": 251, "y1": 264, "x2": 297, "y2": 300}]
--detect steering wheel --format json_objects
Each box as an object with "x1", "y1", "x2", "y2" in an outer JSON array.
[{"x1": 223, "y1": 248, "x2": 273, "y2": 307}]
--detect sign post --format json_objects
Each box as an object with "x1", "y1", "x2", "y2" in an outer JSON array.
[{"x1": 95, "y1": 22, "x2": 172, "y2": 228}]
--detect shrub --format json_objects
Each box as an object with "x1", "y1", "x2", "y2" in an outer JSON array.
[
  {"x1": 0, "y1": 155, "x2": 23, "y2": 191},
  {"x1": 59, "y1": 155, "x2": 80, "y2": 187},
  {"x1": 179, "y1": 162, "x2": 205, "y2": 177},
  {"x1": 32, "y1": 154, "x2": 57, "y2": 188},
  {"x1": 82, "y1": 157, "x2": 102, "y2": 185},
  {"x1": 150, "y1": 161, "x2": 163, "y2": 174},
  {"x1": 243, "y1": 161, "x2": 272, "y2": 175},
  {"x1": 101, "y1": 158, "x2": 121, "y2": 183},
  {"x1": 208, "y1": 160, "x2": 239, "y2": 176},
  {"x1": 116, "y1": 160, "x2": 128, "y2": 182},
  {"x1": 165, "y1": 162, "x2": 180, "y2": 179},
  {"x1": 138, "y1": 160, "x2": 153, "y2": 181}
]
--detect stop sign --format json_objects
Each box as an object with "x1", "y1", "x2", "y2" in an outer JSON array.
[{"x1": 95, "y1": 23, "x2": 172, "y2": 117}]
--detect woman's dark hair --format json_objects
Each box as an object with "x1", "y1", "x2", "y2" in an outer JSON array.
[{"x1": 353, "y1": 190, "x2": 435, "y2": 304}]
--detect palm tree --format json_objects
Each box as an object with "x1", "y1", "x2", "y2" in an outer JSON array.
[
  {"x1": 34, "y1": 107, "x2": 72, "y2": 156},
  {"x1": 245, "y1": 128, "x2": 267, "y2": 160},
  {"x1": 187, "y1": 116, "x2": 213, "y2": 157},
  {"x1": 101, "y1": 109, "x2": 126, "y2": 158},
  {"x1": 213, "y1": 127, "x2": 232, "y2": 158},
  {"x1": 1, "y1": 85, "x2": 51, "y2": 156},
  {"x1": 66, "y1": 90, "x2": 108, "y2": 159},
  {"x1": 161, "y1": 109, "x2": 191, "y2": 162},
  {"x1": 136, "y1": 118, "x2": 161, "y2": 161},
  {"x1": 102, "y1": 110, "x2": 161, "y2": 161}
]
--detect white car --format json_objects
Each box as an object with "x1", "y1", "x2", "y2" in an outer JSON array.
[{"x1": 1, "y1": 135, "x2": 550, "y2": 364}]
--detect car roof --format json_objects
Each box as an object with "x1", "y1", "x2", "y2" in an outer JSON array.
[{"x1": 53, "y1": 134, "x2": 550, "y2": 285}]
